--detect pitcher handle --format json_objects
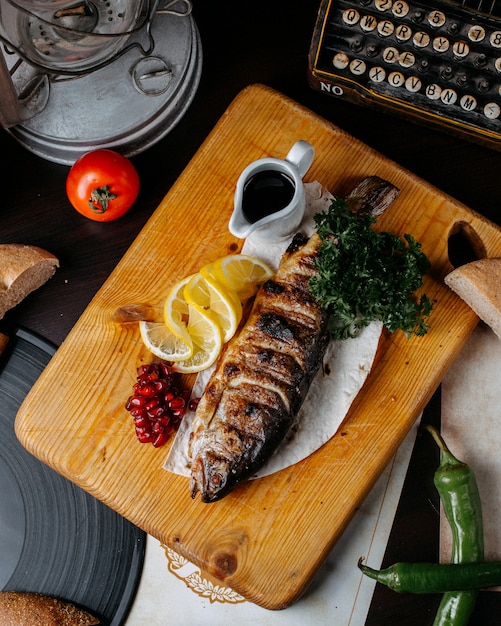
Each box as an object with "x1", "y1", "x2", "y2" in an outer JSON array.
[{"x1": 285, "y1": 140, "x2": 314, "y2": 178}]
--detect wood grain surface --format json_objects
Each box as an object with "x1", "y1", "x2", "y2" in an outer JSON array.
[{"x1": 14, "y1": 85, "x2": 501, "y2": 610}]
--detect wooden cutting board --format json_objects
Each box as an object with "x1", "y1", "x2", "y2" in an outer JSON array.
[{"x1": 15, "y1": 84, "x2": 501, "y2": 610}]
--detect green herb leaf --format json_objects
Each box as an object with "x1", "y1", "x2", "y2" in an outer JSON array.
[{"x1": 309, "y1": 198, "x2": 433, "y2": 340}]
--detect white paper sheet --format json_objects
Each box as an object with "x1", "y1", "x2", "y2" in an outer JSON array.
[{"x1": 441, "y1": 322, "x2": 501, "y2": 568}]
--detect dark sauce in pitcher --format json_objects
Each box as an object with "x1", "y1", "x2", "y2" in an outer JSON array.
[{"x1": 242, "y1": 170, "x2": 295, "y2": 223}]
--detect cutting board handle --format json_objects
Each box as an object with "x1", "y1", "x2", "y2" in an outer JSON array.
[{"x1": 448, "y1": 220, "x2": 487, "y2": 268}]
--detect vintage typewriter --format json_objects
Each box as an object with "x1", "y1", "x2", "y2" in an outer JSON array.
[{"x1": 308, "y1": 0, "x2": 501, "y2": 149}]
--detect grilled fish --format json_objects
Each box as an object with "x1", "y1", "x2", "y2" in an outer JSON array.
[{"x1": 188, "y1": 177, "x2": 400, "y2": 502}]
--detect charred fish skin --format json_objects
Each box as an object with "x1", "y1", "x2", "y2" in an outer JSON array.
[
  {"x1": 189, "y1": 233, "x2": 329, "y2": 502},
  {"x1": 188, "y1": 177, "x2": 400, "y2": 503}
]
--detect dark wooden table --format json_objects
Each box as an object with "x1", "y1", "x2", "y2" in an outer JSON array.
[{"x1": 0, "y1": 2, "x2": 499, "y2": 623}]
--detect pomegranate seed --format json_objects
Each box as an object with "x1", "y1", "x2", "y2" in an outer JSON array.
[
  {"x1": 126, "y1": 395, "x2": 146, "y2": 410},
  {"x1": 139, "y1": 383, "x2": 157, "y2": 398},
  {"x1": 152, "y1": 420, "x2": 166, "y2": 434},
  {"x1": 168, "y1": 397, "x2": 185, "y2": 410},
  {"x1": 137, "y1": 430, "x2": 155, "y2": 444},
  {"x1": 158, "y1": 362, "x2": 172, "y2": 376},
  {"x1": 153, "y1": 431, "x2": 169, "y2": 448},
  {"x1": 125, "y1": 361, "x2": 191, "y2": 447},
  {"x1": 188, "y1": 398, "x2": 200, "y2": 411},
  {"x1": 148, "y1": 406, "x2": 165, "y2": 420},
  {"x1": 153, "y1": 380, "x2": 167, "y2": 394},
  {"x1": 134, "y1": 415, "x2": 150, "y2": 428}
]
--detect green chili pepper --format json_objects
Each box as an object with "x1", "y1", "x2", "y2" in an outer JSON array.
[
  {"x1": 426, "y1": 425, "x2": 484, "y2": 563},
  {"x1": 427, "y1": 424, "x2": 484, "y2": 626},
  {"x1": 433, "y1": 593, "x2": 477, "y2": 626},
  {"x1": 357, "y1": 559, "x2": 501, "y2": 594}
]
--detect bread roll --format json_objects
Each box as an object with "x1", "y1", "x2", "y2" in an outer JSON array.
[
  {"x1": 444, "y1": 258, "x2": 501, "y2": 339},
  {"x1": 0, "y1": 591, "x2": 99, "y2": 625},
  {"x1": 0, "y1": 244, "x2": 59, "y2": 320}
]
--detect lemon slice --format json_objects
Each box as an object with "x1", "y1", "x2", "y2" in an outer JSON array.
[
  {"x1": 199, "y1": 261, "x2": 216, "y2": 282},
  {"x1": 199, "y1": 262, "x2": 245, "y2": 311},
  {"x1": 172, "y1": 303, "x2": 223, "y2": 373},
  {"x1": 184, "y1": 272, "x2": 242, "y2": 343},
  {"x1": 139, "y1": 321, "x2": 193, "y2": 361},
  {"x1": 212, "y1": 254, "x2": 274, "y2": 301},
  {"x1": 163, "y1": 275, "x2": 194, "y2": 350}
]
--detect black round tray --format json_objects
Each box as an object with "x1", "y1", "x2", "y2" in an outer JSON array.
[{"x1": 0, "y1": 327, "x2": 145, "y2": 625}]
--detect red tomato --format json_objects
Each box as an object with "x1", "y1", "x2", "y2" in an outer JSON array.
[{"x1": 66, "y1": 149, "x2": 140, "y2": 222}]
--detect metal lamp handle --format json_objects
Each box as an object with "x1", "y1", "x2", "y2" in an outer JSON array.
[
  {"x1": 0, "y1": 54, "x2": 50, "y2": 128},
  {"x1": 0, "y1": 54, "x2": 24, "y2": 127}
]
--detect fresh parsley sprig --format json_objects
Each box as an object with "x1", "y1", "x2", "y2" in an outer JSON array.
[{"x1": 309, "y1": 198, "x2": 433, "y2": 340}]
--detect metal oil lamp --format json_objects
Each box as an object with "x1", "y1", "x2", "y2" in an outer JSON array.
[{"x1": 0, "y1": 0, "x2": 202, "y2": 163}]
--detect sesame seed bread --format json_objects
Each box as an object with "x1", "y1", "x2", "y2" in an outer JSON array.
[
  {"x1": 0, "y1": 244, "x2": 59, "y2": 320},
  {"x1": 0, "y1": 591, "x2": 99, "y2": 625},
  {"x1": 444, "y1": 258, "x2": 501, "y2": 340}
]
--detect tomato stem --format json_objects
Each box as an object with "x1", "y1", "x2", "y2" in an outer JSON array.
[{"x1": 89, "y1": 185, "x2": 118, "y2": 214}]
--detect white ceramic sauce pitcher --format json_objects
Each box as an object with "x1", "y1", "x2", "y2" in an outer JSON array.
[{"x1": 229, "y1": 140, "x2": 314, "y2": 242}]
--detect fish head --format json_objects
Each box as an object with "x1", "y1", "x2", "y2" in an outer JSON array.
[{"x1": 190, "y1": 451, "x2": 235, "y2": 503}]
